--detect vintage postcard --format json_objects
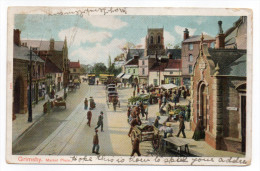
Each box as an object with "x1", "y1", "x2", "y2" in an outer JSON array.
[{"x1": 6, "y1": 7, "x2": 252, "y2": 166}]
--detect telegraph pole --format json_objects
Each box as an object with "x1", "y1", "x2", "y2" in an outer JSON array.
[{"x1": 28, "y1": 47, "x2": 33, "y2": 122}]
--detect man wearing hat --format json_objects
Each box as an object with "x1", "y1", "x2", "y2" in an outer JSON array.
[
  {"x1": 87, "y1": 110, "x2": 92, "y2": 127},
  {"x1": 92, "y1": 129, "x2": 100, "y2": 154},
  {"x1": 176, "y1": 115, "x2": 186, "y2": 138},
  {"x1": 95, "y1": 111, "x2": 104, "y2": 132}
]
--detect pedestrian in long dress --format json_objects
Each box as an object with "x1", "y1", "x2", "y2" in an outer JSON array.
[
  {"x1": 158, "y1": 98, "x2": 162, "y2": 109},
  {"x1": 84, "y1": 98, "x2": 88, "y2": 110},
  {"x1": 92, "y1": 130, "x2": 100, "y2": 154},
  {"x1": 176, "y1": 116, "x2": 186, "y2": 138},
  {"x1": 95, "y1": 111, "x2": 104, "y2": 132},
  {"x1": 131, "y1": 137, "x2": 141, "y2": 156},
  {"x1": 192, "y1": 116, "x2": 205, "y2": 140},
  {"x1": 87, "y1": 110, "x2": 92, "y2": 127}
]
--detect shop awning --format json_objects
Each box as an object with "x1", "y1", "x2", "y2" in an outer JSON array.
[
  {"x1": 161, "y1": 83, "x2": 178, "y2": 90},
  {"x1": 122, "y1": 74, "x2": 132, "y2": 79},
  {"x1": 116, "y1": 73, "x2": 125, "y2": 78}
]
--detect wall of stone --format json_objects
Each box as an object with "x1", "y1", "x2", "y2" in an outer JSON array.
[{"x1": 13, "y1": 59, "x2": 28, "y2": 114}]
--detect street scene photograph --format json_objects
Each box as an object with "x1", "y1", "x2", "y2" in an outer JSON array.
[{"x1": 8, "y1": 8, "x2": 250, "y2": 163}]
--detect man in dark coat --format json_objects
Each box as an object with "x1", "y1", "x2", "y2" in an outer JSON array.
[
  {"x1": 95, "y1": 111, "x2": 104, "y2": 132},
  {"x1": 87, "y1": 110, "x2": 92, "y2": 127},
  {"x1": 176, "y1": 116, "x2": 186, "y2": 138},
  {"x1": 92, "y1": 129, "x2": 100, "y2": 154},
  {"x1": 139, "y1": 101, "x2": 145, "y2": 118},
  {"x1": 112, "y1": 96, "x2": 118, "y2": 112},
  {"x1": 131, "y1": 137, "x2": 141, "y2": 156},
  {"x1": 127, "y1": 106, "x2": 131, "y2": 118}
]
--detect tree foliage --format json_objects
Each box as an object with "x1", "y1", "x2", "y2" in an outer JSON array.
[{"x1": 93, "y1": 63, "x2": 107, "y2": 75}]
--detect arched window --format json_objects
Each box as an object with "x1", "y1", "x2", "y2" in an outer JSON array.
[
  {"x1": 157, "y1": 35, "x2": 161, "y2": 44},
  {"x1": 150, "y1": 36, "x2": 154, "y2": 44}
]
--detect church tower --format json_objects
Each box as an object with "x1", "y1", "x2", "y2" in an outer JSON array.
[{"x1": 144, "y1": 28, "x2": 165, "y2": 56}]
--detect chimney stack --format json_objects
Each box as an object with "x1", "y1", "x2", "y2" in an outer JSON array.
[
  {"x1": 183, "y1": 28, "x2": 189, "y2": 40},
  {"x1": 215, "y1": 21, "x2": 225, "y2": 49},
  {"x1": 50, "y1": 38, "x2": 55, "y2": 51},
  {"x1": 14, "y1": 29, "x2": 21, "y2": 46}
]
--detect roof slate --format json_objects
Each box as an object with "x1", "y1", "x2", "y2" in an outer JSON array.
[
  {"x1": 69, "y1": 61, "x2": 80, "y2": 68},
  {"x1": 166, "y1": 49, "x2": 181, "y2": 59},
  {"x1": 44, "y1": 58, "x2": 63, "y2": 73},
  {"x1": 126, "y1": 49, "x2": 144, "y2": 61},
  {"x1": 165, "y1": 59, "x2": 182, "y2": 69},
  {"x1": 183, "y1": 34, "x2": 215, "y2": 43},
  {"x1": 208, "y1": 49, "x2": 246, "y2": 76},
  {"x1": 21, "y1": 40, "x2": 64, "y2": 51},
  {"x1": 220, "y1": 54, "x2": 246, "y2": 76},
  {"x1": 13, "y1": 44, "x2": 44, "y2": 62},
  {"x1": 125, "y1": 57, "x2": 139, "y2": 66}
]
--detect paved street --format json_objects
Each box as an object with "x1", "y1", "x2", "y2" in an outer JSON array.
[{"x1": 12, "y1": 83, "x2": 157, "y2": 156}]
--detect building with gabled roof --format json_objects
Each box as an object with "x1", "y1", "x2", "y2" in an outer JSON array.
[
  {"x1": 69, "y1": 61, "x2": 81, "y2": 81},
  {"x1": 181, "y1": 28, "x2": 215, "y2": 87},
  {"x1": 191, "y1": 18, "x2": 247, "y2": 154},
  {"x1": 13, "y1": 29, "x2": 46, "y2": 120},
  {"x1": 21, "y1": 37, "x2": 70, "y2": 87}
]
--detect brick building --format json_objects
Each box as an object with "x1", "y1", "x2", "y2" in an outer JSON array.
[
  {"x1": 43, "y1": 57, "x2": 63, "y2": 93},
  {"x1": 69, "y1": 61, "x2": 81, "y2": 81},
  {"x1": 21, "y1": 37, "x2": 70, "y2": 88},
  {"x1": 181, "y1": 28, "x2": 215, "y2": 87},
  {"x1": 13, "y1": 29, "x2": 45, "y2": 120},
  {"x1": 191, "y1": 17, "x2": 247, "y2": 154}
]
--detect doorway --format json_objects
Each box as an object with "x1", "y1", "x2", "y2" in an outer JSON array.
[
  {"x1": 200, "y1": 84, "x2": 207, "y2": 131},
  {"x1": 14, "y1": 77, "x2": 24, "y2": 114}
]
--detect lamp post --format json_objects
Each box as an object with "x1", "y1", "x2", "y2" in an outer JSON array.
[
  {"x1": 28, "y1": 47, "x2": 33, "y2": 122},
  {"x1": 158, "y1": 56, "x2": 162, "y2": 86}
]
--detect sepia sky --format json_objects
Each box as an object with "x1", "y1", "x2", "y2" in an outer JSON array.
[{"x1": 15, "y1": 14, "x2": 240, "y2": 66}]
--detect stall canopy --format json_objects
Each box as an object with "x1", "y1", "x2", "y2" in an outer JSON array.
[
  {"x1": 122, "y1": 74, "x2": 132, "y2": 79},
  {"x1": 116, "y1": 73, "x2": 125, "y2": 78},
  {"x1": 161, "y1": 83, "x2": 178, "y2": 90}
]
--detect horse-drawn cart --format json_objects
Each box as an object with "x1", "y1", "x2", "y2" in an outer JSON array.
[
  {"x1": 106, "y1": 92, "x2": 120, "y2": 108},
  {"x1": 52, "y1": 100, "x2": 66, "y2": 109},
  {"x1": 130, "y1": 125, "x2": 160, "y2": 150}
]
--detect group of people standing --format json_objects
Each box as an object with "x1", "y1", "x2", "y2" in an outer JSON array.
[{"x1": 84, "y1": 97, "x2": 105, "y2": 155}]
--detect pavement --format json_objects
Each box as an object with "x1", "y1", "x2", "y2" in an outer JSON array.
[
  {"x1": 12, "y1": 84, "x2": 245, "y2": 157},
  {"x1": 12, "y1": 89, "x2": 65, "y2": 146}
]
